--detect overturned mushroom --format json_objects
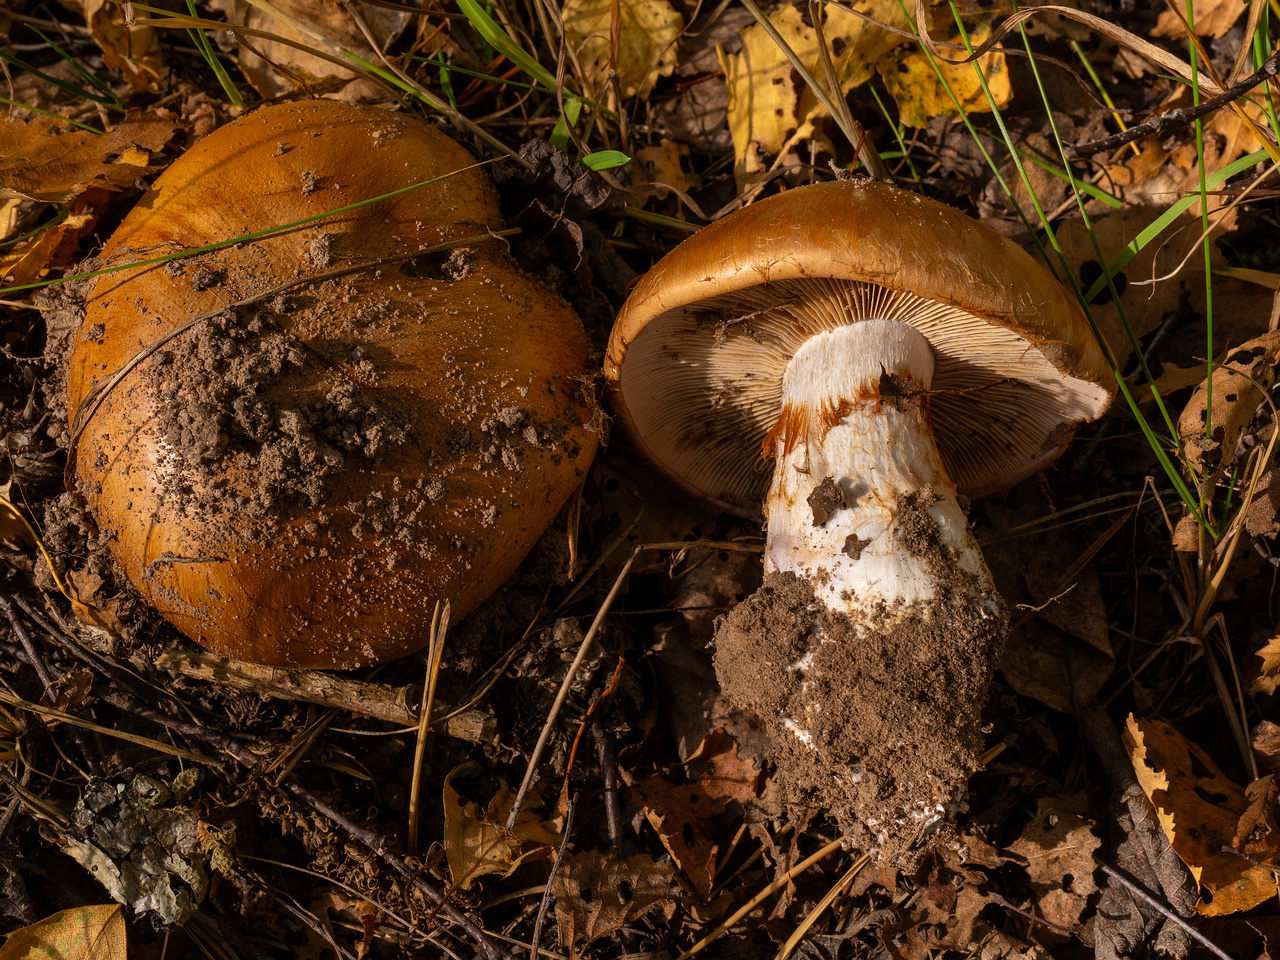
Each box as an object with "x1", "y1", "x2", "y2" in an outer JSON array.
[
  {"x1": 66, "y1": 100, "x2": 598, "y2": 669},
  {"x1": 605, "y1": 179, "x2": 1115, "y2": 862}
]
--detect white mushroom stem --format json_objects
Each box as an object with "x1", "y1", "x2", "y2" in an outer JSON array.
[{"x1": 764, "y1": 318, "x2": 1001, "y2": 625}]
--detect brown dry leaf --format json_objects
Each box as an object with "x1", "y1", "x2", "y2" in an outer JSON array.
[
  {"x1": 1006, "y1": 794, "x2": 1100, "y2": 931},
  {"x1": 1255, "y1": 721, "x2": 1280, "y2": 774},
  {"x1": 552, "y1": 849, "x2": 680, "y2": 959},
  {"x1": 562, "y1": 0, "x2": 683, "y2": 99},
  {"x1": 982, "y1": 491, "x2": 1114, "y2": 713},
  {"x1": 205, "y1": 0, "x2": 411, "y2": 100},
  {"x1": 0, "y1": 113, "x2": 179, "y2": 203},
  {"x1": 885, "y1": 846, "x2": 989, "y2": 960},
  {"x1": 1253, "y1": 636, "x2": 1280, "y2": 696},
  {"x1": 0, "y1": 903, "x2": 126, "y2": 960},
  {"x1": 1125, "y1": 715, "x2": 1280, "y2": 915},
  {"x1": 878, "y1": 23, "x2": 1011, "y2": 129},
  {"x1": 1236, "y1": 775, "x2": 1279, "y2": 848},
  {"x1": 1103, "y1": 102, "x2": 1263, "y2": 214},
  {"x1": 0, "y1": 198, "x2": 102, "y2": 289},
  {"x1": 64, "y1": 0, "x2": 164, "y2": 92},
  {"x1": 1153, "y1": 0, "x2": 1245, "y2": 39},
  {"x1": 442, "y1": 764, "x2": 559, "y2": 889},
  {"x1": 1176, "y1": 331, "x2": 1280, "y2": 480},
  {"x1": 626, "y1": 729, "x2": 760, "y2": 896},
  {"x1": 631, "y1": 139, "x2": 700, "y2": 203}
]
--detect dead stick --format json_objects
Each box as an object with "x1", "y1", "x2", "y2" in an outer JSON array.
[
  {"x1": 1096, "y1": 863, "x2": 1233, "y2": 960},
  {"x1": 1070, "y1": 51, "x2": 1279, "y2": 158},
  {"x1": 153, "y1": 648, "x2": 495, "y2": 742}
]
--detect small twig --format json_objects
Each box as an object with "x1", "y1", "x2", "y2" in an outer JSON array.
[
  {"x1": 152, "y1": 647, "x2": 494, "y2": 740},
  {"x1": 505, "y1": 546, "x2": 641, "y2": 832},
  {"x1": 592, "y1": 721, "x2": 622, "y2": 848},
  {"x1": 0, "y1": 593, "x2": 57, "y2": 702},
  {"x1": 529, "y1": 792, "x2": 576, "y2": 960},
  {"x1": 1096, "y1": 862, "x2": 1234, "y2": 960},
  {"x1": 0, "y1": 592, "x2": 103, "y2": 775},
  {"x1": 986, "y1": 892, "x2": 1074, "y2": 936},
  {"x1": 1069, "y1": 51, "x2": 1279, "y2": 158},
  {"x1": 409, "y1": 600, "x2": 450, "y2": 854}
]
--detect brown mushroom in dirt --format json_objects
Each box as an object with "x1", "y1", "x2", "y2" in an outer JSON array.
[
  {"x1": 605, "y1": 179, "x2": 1115, "y2": 862},
  {"x1": 65, "y1": 100, "x2": 598, "y2": 669}
]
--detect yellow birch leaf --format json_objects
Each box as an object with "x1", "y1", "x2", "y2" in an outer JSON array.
[
  {"x1": 718, "y1": 0, "x2": 916, "y2": 186},
  {"x1": 0, "y1": 904, "x2": 127, "y2": 960},
  {"x1": 1124, "y1": 715, "x2": 1280, "y2": 916},
  {"x1": 879, "y1": 24, "x2": 1011, "y2": 128},
  {"x1": 562, "y1": 0, "x2": 683, "y2": 99},
  {"x1": 1254, "y1": 635, "x2": 1280, "y2": 696},
  {"x1": 719, "y1": 5, "x2": 815, "y2": 184}
]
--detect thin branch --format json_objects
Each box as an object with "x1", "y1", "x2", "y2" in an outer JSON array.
[
  {"x1": 1069, "y1": 51, "x2": 1279, "y2": 159},
  {"x1": 1096, "y1": 862, "x2": 1233, "y2": 960}
]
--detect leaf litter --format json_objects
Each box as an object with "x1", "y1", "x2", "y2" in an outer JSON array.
[{"x1": 3, "y1": 0, "x2": 1280, "y2": 958}]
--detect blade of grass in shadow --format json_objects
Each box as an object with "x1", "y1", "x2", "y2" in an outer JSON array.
[
  {"x1": 2, "y1": 161, "x2": 502, "y2": 297},
  {"x1": 0, "y1": 50, "x2": 120, "y2": 108},
  {"x1": 1184, "y1": 0, "x2": 1216, "y2": 507},
  {"x1": 1016, "y1": 148, "x2": 1122, "y2": 207},
  {"x1": 0, "y1": 98, "x2": 104, "y2": 134},
  {"x1": 956, "y1": 3, "x2": 1204, "y2": 522},
  {"x1": 453, "y1": 0, "x2": 587, "y2": 148},
  {"x1": 1069, "y1": 39, "x2": 1140, "y2": 158},
  {"x1": 23, "y1": 24, "x2": 125, "y2": 110},
  {"x1": 868, "y1": 86, "x2": 922, "y2": 181},
  {"x1": 183, "y1": 0, "x2": 244, "y2": 106}
]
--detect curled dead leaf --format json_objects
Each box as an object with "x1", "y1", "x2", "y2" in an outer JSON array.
[
  {"x1": 1176, "y1": 330, "x2": 1280, "y2": 480},
  {"x1": 1124, "y1": 714, "x2": 1280, "y2": 915},
  {"x1": 442, "y1": 764, "x2": 559, "y2": 889}
]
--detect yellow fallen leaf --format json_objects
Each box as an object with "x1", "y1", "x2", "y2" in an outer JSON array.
[
  {"x1": 878, "y1": 23, "x2": 1010, "y2": 128},
  {"x1": 719, "y1": 4, "x2": 815, "y2": 183},
  {"x1": 0, "y1": 904, "x2": 126, "y2": 960},
  {"x1": 562, "y1": 0, "x2": 683, "y2": 99},
  {"x1": 442, "y1": 763, "x2": 559, "y2": 889},
  {"x1": 1125, "y1": 715, "x2": 1280, "y2": 915},
  {"x1": 1254, "y1": 635, "x2": 1280, "y2": 696}
]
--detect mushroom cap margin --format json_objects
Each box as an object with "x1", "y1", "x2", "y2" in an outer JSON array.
[{"x1": 605, "y1": 179, "x2": 1116, "y2": 516}]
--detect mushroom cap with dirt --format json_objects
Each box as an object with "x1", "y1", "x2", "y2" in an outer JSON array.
[
  {"x1": 605, "y1": 179, "x2": 1115, "y2": 862},
  {"x1": 65, "y1": 100, "x2": 599, "y2": 669}
]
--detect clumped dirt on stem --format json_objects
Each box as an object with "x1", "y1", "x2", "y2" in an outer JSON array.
[{"x1": 714, "y1": 497, "x2": 1006, "y2": 865}]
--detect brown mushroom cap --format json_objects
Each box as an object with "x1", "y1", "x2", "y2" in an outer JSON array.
[
  {"x1": 67, "y1": 100, "x2": 598, "y2": 668},
  {"x1": 605, "y1": 179, "x2": 1115, "y2": 516}
]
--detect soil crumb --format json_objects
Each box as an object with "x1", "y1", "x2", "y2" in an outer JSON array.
[
  {"x1": 713, "y1": 563, "x2": 1006, "y2": 866},
  {"x1": 144, "y1": 305, "x2": 412, "y2": 522}
]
